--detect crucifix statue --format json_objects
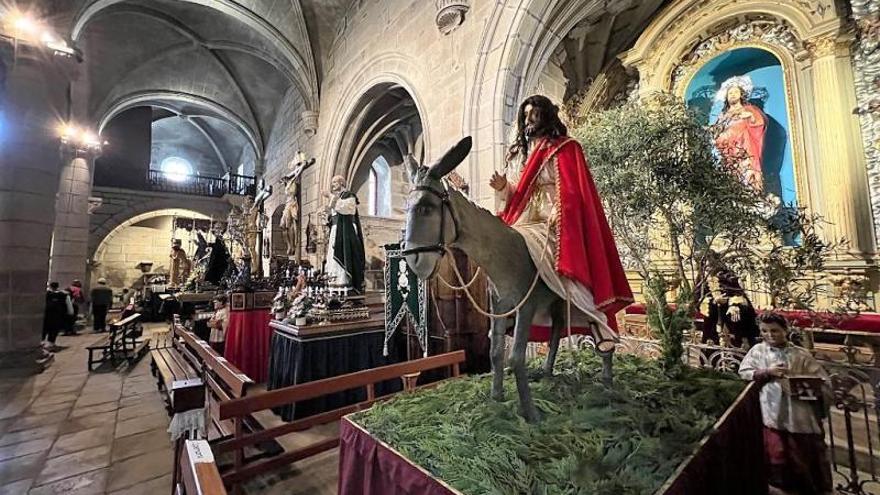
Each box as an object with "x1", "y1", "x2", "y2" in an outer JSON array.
[
  {"x1": 280, "y1": 152, "x2": 316, "y2": 262},
  {"x1": 249, "y1": 179, "x2": 271, "y2": 275}
]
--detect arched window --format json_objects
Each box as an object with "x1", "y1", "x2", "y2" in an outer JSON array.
[
  {"x1": 367, "y1": 156, "x2": 391, "y2": 217},
  {"x1": 160, "y1": 156, "x2": 193, "y2": 182}
]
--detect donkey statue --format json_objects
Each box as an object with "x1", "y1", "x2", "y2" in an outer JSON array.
[{"x1": 402, "y1": 137, "x2": 615, "y2": 423}]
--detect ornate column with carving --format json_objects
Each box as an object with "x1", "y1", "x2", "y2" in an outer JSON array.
[{"x1": 806, "y1": 33, "x2": 875, "y2": 258}]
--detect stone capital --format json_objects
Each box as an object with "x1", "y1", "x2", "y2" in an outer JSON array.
[
  {"x1": 435, "y1": 0, "x2": 470, "y2": 35},
  {"x1": 301, "y1": 110, "x2": 319, "y2": 137},
  {"x1": 805, "y1": 33, "x2": 851, "y2": 59}
]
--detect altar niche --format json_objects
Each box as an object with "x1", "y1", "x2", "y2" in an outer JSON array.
[{"x1": 685, "y1": 47, "x2": 798, "y2": 213}]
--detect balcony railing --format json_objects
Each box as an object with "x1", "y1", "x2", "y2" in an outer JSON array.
[{"x1": 147, "y1": 170, "x2": 255, "y2": 197}]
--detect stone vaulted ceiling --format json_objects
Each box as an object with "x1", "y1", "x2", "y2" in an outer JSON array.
[
  {"x1": 66, "y1": 0, "x2": 323, "y2": 173},
  {"x1": 552, "y1": 0, "x2": 671, "y2": 100}
]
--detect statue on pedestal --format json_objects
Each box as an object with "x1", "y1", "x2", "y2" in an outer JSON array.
[
  {"x1": 169, "y1": 238, "x2": 191, "y2": 287},
  {"x1": 279, "y1": 154, "x2": 316, "y2": 261},
  {"x1": 323, "y1": 175, "x2": 366, "y2": 293}
]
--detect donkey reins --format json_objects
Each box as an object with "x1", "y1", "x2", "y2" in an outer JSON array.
[{"x1": 401, "y1": 184, "x2": 460, "y2": 256}]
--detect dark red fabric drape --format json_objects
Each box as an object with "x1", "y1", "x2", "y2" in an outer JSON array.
[
  {"x1": 224, "y1": 309, "x2": 272, "y2": 383},
  {"x1": 338, "y1": 417, "x2": 459, "y2": 495},
  {"x1": 499, "y1": 137, "x2": 633, "y2": 329}
]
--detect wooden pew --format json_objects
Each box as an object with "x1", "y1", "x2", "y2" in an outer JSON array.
[
  {"x1": 87, "y1": 313, "x2": 149, "y2": 371},
  {"x1": 175, "y1": 440, "x2": 227, "y2": 495},
  {"x1": 214, "y1": 350, "x2": 466, "y2": 489},
  {"x1": 150, "y1": 326, "x2": 204, "y2": 414},
  {"x1": 171, "y1": 322, "x2": 254, "y2": 442}
]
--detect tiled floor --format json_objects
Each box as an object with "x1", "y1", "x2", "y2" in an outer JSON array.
[{"x1": 0, "y1": 324, "x2": 173, "y2": 494}]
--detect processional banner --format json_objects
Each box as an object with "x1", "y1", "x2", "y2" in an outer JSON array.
[{"x1": 383, "y1": 243, "x2": 428, "y2": 357}]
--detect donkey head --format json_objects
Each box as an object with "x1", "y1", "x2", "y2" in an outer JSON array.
[{"x1": 402, "y1": 136, "x2": 472, "y2": 280}]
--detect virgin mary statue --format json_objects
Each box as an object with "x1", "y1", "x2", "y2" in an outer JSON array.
[{"x1": 713, "y1": 75, "x2": 767, "y2": 191}]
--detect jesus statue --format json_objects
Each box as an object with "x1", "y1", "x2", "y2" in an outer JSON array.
[{"x1": 491, "y1": 94, "x2": 633, "y2": 343}]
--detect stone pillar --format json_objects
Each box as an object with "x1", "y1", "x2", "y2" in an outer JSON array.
[
  {"x1": 806, "y1": 34, "x2": 876, "y2": 257},
  {"x1": 0, "y1": 40, "x2": 74, "y2": 372},
  {"x1": 49, "y1": 154, "x2": 95, "y2": 286}
]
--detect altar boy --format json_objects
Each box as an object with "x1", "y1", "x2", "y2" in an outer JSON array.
[{"x1": 739, "y1": 312, "x2": 833, "y2": 495}]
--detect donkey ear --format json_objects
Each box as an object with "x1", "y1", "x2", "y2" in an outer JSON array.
[
  {"x1": 428, "y1": 136, "x2": 472, "y2": 180},
  {"x1": 403, "y1": 154, "x2": 420, "y2": 183}
]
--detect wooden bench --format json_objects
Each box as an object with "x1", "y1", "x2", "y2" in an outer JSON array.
[
  {"x1": 214, "y1": 350, "x2": 466, "y2": 490},
  {"x1": 86, "y1": 313, "x2": 149, "y2": 371},
  {"x1": 151, "y1": 344, "x2": 204, "y2": 414},
  {"x1": 175, "y1": 440, "x2": 227, "y2": 495},
  {"x1": 171, "y1": 322, "x2": 254, "y2": 442}
]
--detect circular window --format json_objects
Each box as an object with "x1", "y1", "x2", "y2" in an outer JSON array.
[{"x1": 160, "y1": 156, "x2": 193, "y2": 182}]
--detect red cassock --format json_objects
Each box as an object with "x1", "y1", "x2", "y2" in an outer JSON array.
[{"x1": 499, "y1": 137, "x2": 634, "y2": 334}]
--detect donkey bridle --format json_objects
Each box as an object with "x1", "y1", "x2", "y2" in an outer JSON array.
[{"x1": 401, "y1": 185, "x2": 459, "y2": 256}]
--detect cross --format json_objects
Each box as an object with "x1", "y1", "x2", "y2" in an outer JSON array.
[
  {"x1": 254, "y1": 178, "x2": 272, "y2": 211},
  {"x1": 283, "y1": 152, "x2": 316, "y2": 185}
]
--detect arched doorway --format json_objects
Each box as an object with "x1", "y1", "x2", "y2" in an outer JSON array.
[{"x1": 328, "y1": 83, "x2": 426, "y2": 288}]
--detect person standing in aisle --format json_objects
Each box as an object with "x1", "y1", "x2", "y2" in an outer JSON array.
[
  {"x1": 43, "y1": 282, "x2": 73, "y2": 350},
  {"x1": 65, "y1": 279, "x2": 84, "y2": 335},
  {"x1": 90, "y1": 278, "x2": 114, "y2": 332}
]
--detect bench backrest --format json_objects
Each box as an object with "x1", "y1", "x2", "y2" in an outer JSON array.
[
  {"x1": 111, "y1": 312, "x2": 141, "y2": 329},
  {"x1": 178, "y1": 440, "x2": 227, "y2": 495},
  {"x1": 218, "y1": 349, "x2": 465, "y2": 420},
  {"x1": 170, "y1": 322, "x2": 253, "y2": 434},
  {"x1": 173, "y1": 323, "x2": 252, "y2": 398}
]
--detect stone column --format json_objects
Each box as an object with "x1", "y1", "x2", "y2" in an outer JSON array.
[
  {"x1": 49, "y1": 154, "x2": 95, "y2": 286},
  {"x1": 0, "y1": 40, "x2": 74, "y2": 372},
  {"x1": 806, "y1": 34, "x2": 876, "y2": 257}
]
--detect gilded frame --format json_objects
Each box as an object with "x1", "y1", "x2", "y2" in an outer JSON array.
[{"x1": 672, "y1": 37, "x2": 809, "y2": 209}]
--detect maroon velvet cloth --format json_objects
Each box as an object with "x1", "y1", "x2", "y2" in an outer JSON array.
[
  {"x1": 224, "y1": 309, "x2": 272, "y2": 383},
  {"x1": 663, "y1": 383, "x2": 766, "y2": 495},
  {"x1": 339, "y1": 384, "x2": 765, "y2": 495},
  {"x1": 338, "y1": 418, "x2": 458, "y2": 495},
  {"x1": 764, "y1": 427, "x2": 833, "y2": 494}
]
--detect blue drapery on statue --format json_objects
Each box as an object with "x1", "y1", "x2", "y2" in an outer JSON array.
[{"x1": 383, "y1": 243, "x2": 428, "y2": 357}]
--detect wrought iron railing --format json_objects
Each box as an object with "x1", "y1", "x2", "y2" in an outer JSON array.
[
  {"x1": 227, "y1": 173, "x2": 257, "y2": 196},
  {"x1": 615, "y1": 332, "x2": 880, "y2": 495},
  {"x1": 147, "y1": 170, "x2": 255, "y2": 197}
]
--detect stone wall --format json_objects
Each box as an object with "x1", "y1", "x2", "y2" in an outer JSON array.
[
  {"x1": 261, "y1": 0, "x2": 500, "y2": 267},
  {"x1": 260, "y1": 87, "x2": 318, "y2": 265},
  {"x1": 535, "y1": 55, "x2": 569, "y2": 106},
  {"x1": 92, "y1": 215, "x2": 179, "y2": 289}
]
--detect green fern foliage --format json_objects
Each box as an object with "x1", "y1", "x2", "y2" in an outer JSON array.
[{"x1": 352, "y1": 350, "x2": 744, "y2": 495}]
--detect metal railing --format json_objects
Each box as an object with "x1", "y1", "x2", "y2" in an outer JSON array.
[
  {"x1": 614, "y1": 331, "x2": 880, "y2": 495},
  {"x1": 147, "y1": 170, "x2": 255, "y2": 197}
]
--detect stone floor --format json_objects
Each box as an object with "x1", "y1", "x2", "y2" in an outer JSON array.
[{"x1": 0, "y1": 324, "x2": 173, "y2": 495}]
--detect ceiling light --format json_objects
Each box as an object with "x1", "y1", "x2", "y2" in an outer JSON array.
[
  {"x1": 58, "y1": 122, "x2": 103, "y2": 153},
  {"x1": 10, "y1": 12, "x2": 37, "y2": 35}
]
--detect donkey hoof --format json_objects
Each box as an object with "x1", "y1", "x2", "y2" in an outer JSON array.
[
  {"x1": 527, "y1": 368, "x2": 544, "y2": 381},
  {"x1": 521, "y1": 408, "x2": 542, "y2": 424}
]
